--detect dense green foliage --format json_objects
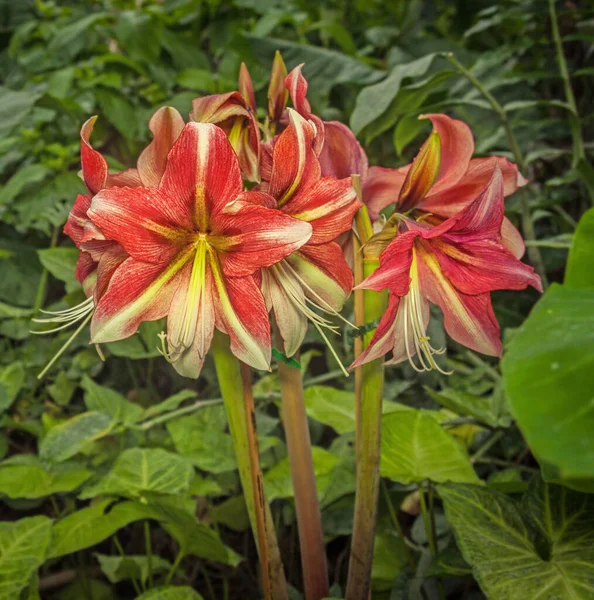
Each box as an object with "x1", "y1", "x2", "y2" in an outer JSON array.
[{"x1": 0, "y1": 0, "x2": 592, "y2": 598}]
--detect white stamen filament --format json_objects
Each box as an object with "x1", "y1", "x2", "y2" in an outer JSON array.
[
  {"x1": 31, "y1": 296, "x2": 95, "y2": 335},
  {"x1": 271, "y1": 260, "x2": 351, "y2": 377},
  {"x1": 402, "y1": 251, "x2": 451, "y2": 375}
]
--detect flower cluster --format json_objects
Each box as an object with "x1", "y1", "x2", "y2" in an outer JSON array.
[{"x1": 38, "y1": 54, "x2": 541, "y2": 378}]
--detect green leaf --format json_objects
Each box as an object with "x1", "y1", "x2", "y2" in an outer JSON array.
[
  {"x1": 0, "y1": 86, "x2": 42, "y2": 136},
  {"x1": 39, "y1": 411, "x2": 116, "y2": 463},
  {"x1": 304, "y1": 386, "x2": 356, "y2": 434},
  {"x1": 565, "y1": 207, "x2": 594, "y2": 290},
  {"x1": 0, "y1": 461, "x2": 91, "y2": 499},
  {"x1": 424, "y1": 386, "x2": 512, "y2": 428},
  {"x1": 439, "y1": 477, "x2": 594, "y2": 600},
  {"x1": 107, "y1": 320, "x2": 162, "y2": 359},
  {"x1": 82, "y1": 376, "x2": 145, "y2": 425},
  {"x1": 37, "y1": 247, "x2": 80, "y2": 292},
  {"x1": 95, "y1": 88, "x2": 138, "y2": 141},
  {"x1": 272, "y1": 348, "x2": 301, "y2": 368},
  {"x1": 232, "y1": 33, "x2": 383, "y2": 96},
  {"x1": 502, "y1": 284, "x2": 594, "y2": 478},
  {"x1": 79, "y1": 448, "x2": 194, "y2": 500},
  {"x1": 142, "y1": 390, "x2": 198, "y2": 419},
  {"x1": 135, "y1": 587, "x2": 204, "y2": 600},
  {"x1": 0, "y1": 516, "x2": 53, "y2": 600},
  {"x1": 350, "y1": 54, "x2": 437, "y2": 136},
  {"x1": 265, "y1": 446, "x2": 339, "y2": 501},
  {"x1": 381, "y1": 410, "x2": 479, "y2": 484},
  {"x1": 371, "y1": 532, "x2": 409, "y2": 591},
  {"x1": 95, "y1": 553, "x2": 170, "y2": 585},
  {"x1": 0, "y1": 165, "x2": 49, "y2": 208},
  {"x1": 0, "y1": 362, "x2": 25, "y2": 412}
]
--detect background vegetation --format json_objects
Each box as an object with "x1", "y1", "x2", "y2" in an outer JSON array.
[{"x1": 0, "y1": 0, "x2": 592, "y2": 598}]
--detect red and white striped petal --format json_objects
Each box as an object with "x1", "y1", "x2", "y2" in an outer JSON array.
[
  {"x1": 64, "y1": 194, "x2": 92, "y2": 247},
  {"x1": 215, "y1": 200, "x2": 312, "y2": 277},
  {"x1": 319, "y1": 121, "x2": 369, "y2": 180},
  {"x1": 268, "y1": 110, "x2": 321, "y2": 207},
  {"x1": 94, "y1": 244, "x2": 128, "y2": 302},
  {"x1": 419, "y1": 114, "x2": 474, "y2": 196},
  {"x1": 159, "y1": 122, "x2": 244, "y2": 227},
  {"x1": 416, "y1": 242, "x2": 502, "y2": 357},
  {"x1": 137, "y1": 106, "x2": 185, "y2": 188},
  {"x1": 88, "y1": 187, "x2": 192, "y2": 263},
  {"x1": 106, "y1": 168, "x2": 142, "y2": 188},
  {"x1": 501, "y1": 217, "x2": 525, "y2": 259},
  {"x1": 91, "y1": 251, "x2": 190, "y2": 344},
  {"x1": 239, "y1": 62, "x2": 257, "y2": 111},
  {"x1": 283, "y1": 176, "x2": 360, "y2": 244},
  {"x1": 262, "y1": 267, "x2": 308, "y2": 358},
  {"x1": 75, "y1": 251, "x2": 97, "y2": 297},
  {"x1": 350, "y1": 294, "x2": 400, "y2": 368},
  {"x1": 166, "y1": 259, "x2": 216, "y2": 378},
  {"x1": 211, "y1": 258, "x2": 271, "y2": 371},
  {"x1": 80, "y1": 117, "x2": 108, "y2": 195}
]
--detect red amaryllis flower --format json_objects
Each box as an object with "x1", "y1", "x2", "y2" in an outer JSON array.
[
  {"x1": 258, "y1": 110, "x2": 361, "y2": 364},
  {"x1": 362, "y1": 113, "x2": 528, "y2": 258},
  {"x1": 33, "y1": 107, "x2": 185, "y2": 349},
  {"x1": 86, "y1": 122, "x2": 312, "y2": 377},
  {"x1": 351, "y1": 167, "x2": 542, "y2": 373}
]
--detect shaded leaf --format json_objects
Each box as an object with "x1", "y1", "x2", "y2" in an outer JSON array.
[
  {"x1": 82, "y1": 376, "x2": 145, "y2": 425},
  {"x1": 95, "y1": 553, "x2": 170, "y2": 585},
  {"x1": 135, "y1": 587, "x2": 204, "y2": 600}
]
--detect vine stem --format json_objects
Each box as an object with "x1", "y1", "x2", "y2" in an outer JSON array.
[
  {"x1": 445, "y1": 53, "x2": 548, "y2": 287},
  {"x1": 241, "y1": 362, "x2": 272, "y2": 600},
  {"x1": 345, "y1": 202, "x2": 388, "y2": 600},
  {"x1": 211, "y1": 332, "x2": 288, "y2": 600},
  {"x1": 277, "y1": 351, "x2": 329, "y2": 600}
]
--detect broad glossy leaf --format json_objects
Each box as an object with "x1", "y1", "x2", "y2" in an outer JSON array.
[
  {"x1": 95, "y1": 553, "x2": 170, "y2": 585},
  {"x1": 350, "y1": 54, "x2": 437, "y2": 136},
  {"x1": 371, "y1": 532, "x2": 409, "y2": 591},
  {"x1": 95, "y1": 88, "x2": 138, "y2": 141},
  {"x1": 0, "y1": 516, "x2": 52, "y2": 600},
  {"x1": 439, "y1": 477, "x2": 594, "y2": 600},
  {"x1": 39, "y1": 411, "x2": 116, "y2": 463},
  {"x1": 143, "y1": 390, "x2": 198, "y2": 419},
  {"x1": 0, "y1": 86, "x2": 42, "y2": 137},
  {"x1": 265, "y1": 446, "x2": 339, "y2": 501},
  {"x1": 37, "y1": 247, "x2": 79, "y2": 292},
  {"x1": 79, "y1": 448, "x2": 194, "y2": 500},
  {"x1": 0, "y1": 165, "x2": 49, "y2": 208},
  {"x1": 135, "y1": 587, "x2": 204, "y2": 600},
  {"x1": 304, "y1": 386, "x2": 356, "y2": 434},
  {"x1": 0, "y1": 460, "x2": 91, "y2": 499},
  {"x1": 381, "y1": 410, "x2": 479, "y2": 484},
  {"x1": 82, "y1": 376, "x2": 145, "y2": 425},
  {"x1": 565, "y1": 207, "x2": 594, "y2": 290},
  {"x1": 502, "y1": 284, "x2": 594, "y2": 478},
  {"x1": 0, "y1": 361, "x2": 25, "y2": 411}
]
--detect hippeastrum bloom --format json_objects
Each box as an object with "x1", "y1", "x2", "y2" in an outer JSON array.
[
  {"x1": 351, "y1": 166, "x2": 542, "y2": 373},
  {"x1": 34, "y1": 107, "x2": 185, "y2": 359},
  {"x1": 362, "y1": 113, "x2": 528, "y2": 258},
  {"x1": 257, "y1": 110, "x2": 361, "y2": 364},
  {"x1": 86, "y1": 122, "x2": 312, "y2": 378},
  {"x1": 190, "y1": 91, "x2": 261, "y2": 183}
]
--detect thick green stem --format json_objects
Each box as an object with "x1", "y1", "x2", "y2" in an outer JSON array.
[
  {"x1": 345, "y1": 255, "x2": 387, "y2": 600},
  {"x1": 446, "y1": 53, "x2": 548, "y2": 287},
  {"x1": 277, "y1": 358, "x2": 329, "y2": 600},
  {"x1": 211, "y1": 333, "x2": 288, "y2": 600}
]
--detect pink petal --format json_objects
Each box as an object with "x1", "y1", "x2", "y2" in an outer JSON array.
[
  {"x1": 137, "y1": 106, "x2": 185, "y2": 188},
  {"x1": 501, "y1": 217, "x2": 525, "y2": 259},
  {"x1": 350, "y1": 294, "x2": 400, "y2": 368},
  {"x1": 88, "y1": 187, "x2": 192, "y2": 264},
  {"x1": 159, "y1": 122, "x2": 244, "y2": 226},
  {"x1": 419, "y1": 113, "x2": 474, "y2": 196},
  {"x1": 283, "y1": 176, "x2": 361, "y2": 244},
  {"x1": 80, "y1": 117, "x2": 108, "y2": 195},
  {"x1": 318, "y1": 121, "x2": 368, "y2": 180},
  {"x1": 212, "y1": 268, "x2": 271, "y2": 371},
  {"x1": 267, "y1": 110, "x2": 321, "y2": 207},
  {"x1": 362, "y1": 166, "x2": 408, "y2": 221},
  {"x1": 215, "y1": 200, "x2": 312, "y2": 277},
  {"x1": 91, "y1": 254, "x2": 188, "y2": 344},
  {"x1": 416, "y1": 243, "x2": 502, "y2": 357}
]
